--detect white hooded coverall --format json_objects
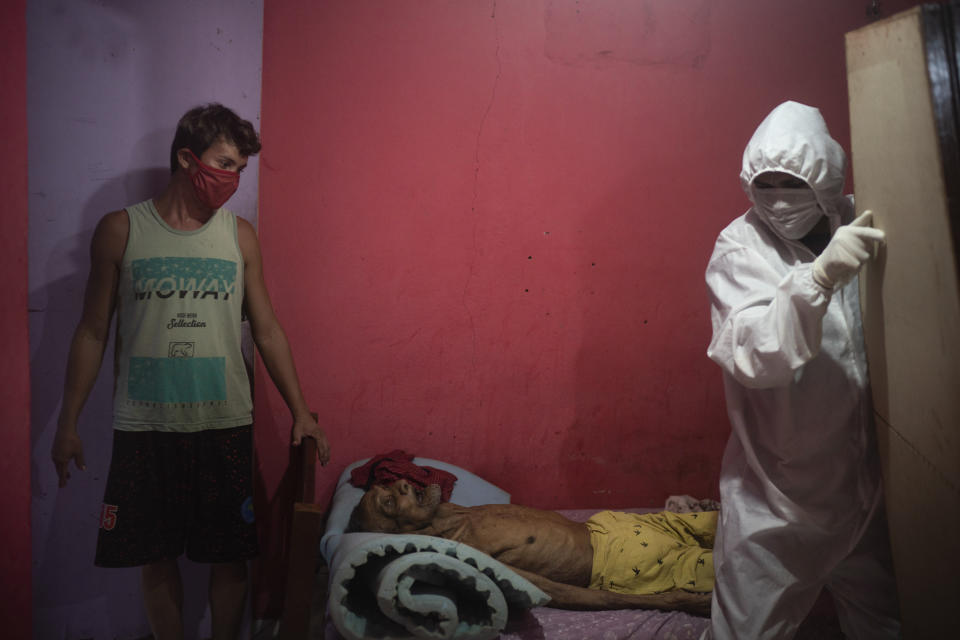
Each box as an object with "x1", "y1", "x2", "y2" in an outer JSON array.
[{"x1": 704, "y1": 102, "x2": 900, "y2": 639}]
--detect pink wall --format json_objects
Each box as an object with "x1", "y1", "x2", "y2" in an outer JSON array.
[
  {"x1": 254, "y1": 0, "x2": 920, "y2": 615},
  {"x1": 1, "y1": 0, "x2": 31, "y2": 637}
]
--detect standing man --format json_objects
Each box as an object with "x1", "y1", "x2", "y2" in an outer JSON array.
[
  {"x1": 704, "y1": 101, "x2": 900, "y2": 639},
  {"x1": 51, "y1": 104, "x2": 330, "y2": 640}
]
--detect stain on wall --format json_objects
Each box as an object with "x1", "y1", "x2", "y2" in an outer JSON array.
[{"x1": 544, "y1": 0, "x2": 711, "y2": 68}]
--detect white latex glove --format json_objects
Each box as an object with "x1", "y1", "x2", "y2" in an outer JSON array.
[{"x1": 812, "y1": 210, "x2": 886, "y2": 289}]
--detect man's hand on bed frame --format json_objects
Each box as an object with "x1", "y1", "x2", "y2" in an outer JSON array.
[{"x1": 507, "y1": 566, "x2": 712, "y2": 617}]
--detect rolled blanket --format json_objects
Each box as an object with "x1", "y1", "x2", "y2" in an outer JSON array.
[{"x1": 328, "y1": 533, "x2": 549, "y2": 640}]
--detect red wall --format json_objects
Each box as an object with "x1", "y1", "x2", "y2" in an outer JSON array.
[
  {"x1": 255, "y1": 0, "x2": 923, "y2": 616},
  {"x1": 1, "y1": 0, "x2": 31, "y2": 637}
]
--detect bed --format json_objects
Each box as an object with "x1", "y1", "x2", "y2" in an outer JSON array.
[{"x1": 315, "y1": 456, "x2": 844, "y2": 640}]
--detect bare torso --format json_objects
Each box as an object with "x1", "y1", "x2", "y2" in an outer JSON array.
[{"x1": 419, "y1": 503, "x2": 594, "y2": 586}]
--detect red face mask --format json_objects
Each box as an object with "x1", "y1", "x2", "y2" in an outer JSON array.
[{"x1": 186, "y1": 149, "x2": 240, "y2": 210}]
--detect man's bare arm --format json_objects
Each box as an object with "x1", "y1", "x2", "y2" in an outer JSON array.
[
  {"x1": 53, "y1": 210, "x2": 127, "y2": 487},
  {"x1": 506, "y1": 565, "x2": 711, "y2": 617},
  {"x1": 237, "y1": 218, "x2": 330, "y2": 464}
]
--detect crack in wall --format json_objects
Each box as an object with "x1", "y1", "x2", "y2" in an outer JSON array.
[
  {"x1": 460, "y1": 0, "x2": 501, "y2": 403},
  {"x1": 473, "y1": 1, "x2": 502, "y2": 205}
]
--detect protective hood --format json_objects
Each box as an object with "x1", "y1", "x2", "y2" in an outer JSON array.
[{"x1": 741, "y1": 101, "x2": 851, "y2": 235}]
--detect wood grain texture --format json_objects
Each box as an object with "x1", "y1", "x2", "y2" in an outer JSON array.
[{"x1": 847, "y1": 5, "x2": 960, "y2": 636}]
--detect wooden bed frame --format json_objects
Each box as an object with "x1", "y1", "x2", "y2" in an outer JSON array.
[{"x1": 278, "y1": 427, "x2": 325, "y2": 640}]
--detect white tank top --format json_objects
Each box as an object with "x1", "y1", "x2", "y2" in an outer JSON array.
[{"x1": 112, "y1": 199, "x2": 252, "y2": 431}]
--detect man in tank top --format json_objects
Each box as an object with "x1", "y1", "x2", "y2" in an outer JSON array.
[{"x1": 51, "y1": 104, "x2": 330, "y2": 640}]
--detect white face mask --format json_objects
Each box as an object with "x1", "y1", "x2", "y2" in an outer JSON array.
[{"x1": 752, "y1": 187, "x2": 824, "y2": 239}]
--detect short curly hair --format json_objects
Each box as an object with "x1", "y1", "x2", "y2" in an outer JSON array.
[{"x1": 169, "y1": 103, "x2": 261, "y2": 173}]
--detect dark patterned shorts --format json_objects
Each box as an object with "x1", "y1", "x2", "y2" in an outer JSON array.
[{"x1": 94, "y1": 425, "x2": 258, "y2": 567}]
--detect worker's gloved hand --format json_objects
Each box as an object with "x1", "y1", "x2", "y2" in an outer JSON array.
[{"x1": 812, "y1": 210, "x2": 885, "y2": 289}]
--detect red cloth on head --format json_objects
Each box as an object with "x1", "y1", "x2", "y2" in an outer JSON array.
[{"x1": 349, "y1": 450, "x2": 458, "y2": 501}]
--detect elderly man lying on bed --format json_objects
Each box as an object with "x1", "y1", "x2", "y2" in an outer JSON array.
[{"x1": 349, "y1": 479, "x2": 715, "y2": 616}]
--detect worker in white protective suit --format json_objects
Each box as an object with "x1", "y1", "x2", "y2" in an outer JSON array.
[{"x1": 703, "y1": 101, "x2": 901, "y2": 639}]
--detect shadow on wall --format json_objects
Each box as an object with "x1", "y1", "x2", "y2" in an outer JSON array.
[
  {"x1": 30, "y1": 165, "x2": 170, "y2": 453},
  {"x1": 558, "y1": 177, "x2": 724, "y2": 509},
  {"x1": 30, "y1": 165, "x2": 226, "y2": 639},
  {"x1": 560, "y1": 184, "x2": 664, "y2": 508}
]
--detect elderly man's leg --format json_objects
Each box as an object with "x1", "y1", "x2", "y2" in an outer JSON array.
[
  {"x1": 210, "y1": 560, "x2": 248, "y2": 640},
  {"x1": 142, "y1": 559, "x2": 184, "y2": 640}
]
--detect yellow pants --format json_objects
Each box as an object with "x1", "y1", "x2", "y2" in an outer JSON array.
[{"x1": 585, "y1": 510, "x2": 717, "y2": 594}]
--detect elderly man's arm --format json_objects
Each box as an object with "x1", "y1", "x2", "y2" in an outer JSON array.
[{"x1": 506, "y1": 565, "x2": 711, "y2": 617}]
